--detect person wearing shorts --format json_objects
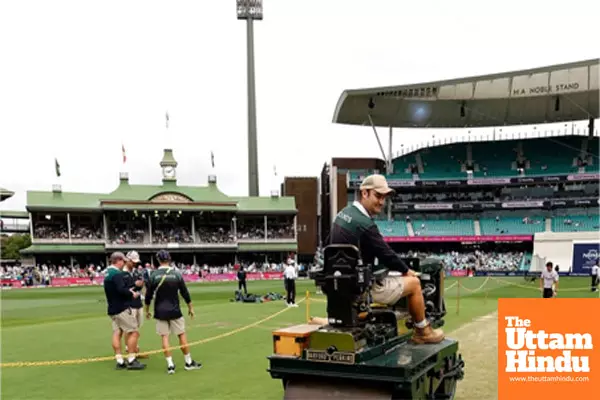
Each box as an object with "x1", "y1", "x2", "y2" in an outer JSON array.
[
  {"x1": 144, "y1": 250, "x2": 202, "y2": 374},
  {"x1": 329, "y1": 174, "x2": 444, "y2": 345},
  {"x1": 540, "y1": 261, "x2": 559, "y2": 298},
  {"x1": 103, "y1": 252, "x2": 146, "y2": 370},
  {"x1": 122, "y1": 251, "x2": 147, "y2": 358}
]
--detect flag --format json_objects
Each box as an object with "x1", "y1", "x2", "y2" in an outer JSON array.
[
  {"x1": 273, "y1": 165, "x2": 277, "y2": 176},
  {"x1": 122, "y1": 144, "x2": 127, "y2": 164},
  {"x1": 54, "y1": 158, "x2": 61, "y2": 177},
  {"x1": 211, "y1": 151, "x2": 215, "y2": 168},
  {"x1": 166, "y1": 112, "x2": 169, "y2": 129}
]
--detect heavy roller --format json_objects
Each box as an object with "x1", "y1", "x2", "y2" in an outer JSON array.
[{"x1": 267, "y1": 244, "x2": 465, "y2": 399}]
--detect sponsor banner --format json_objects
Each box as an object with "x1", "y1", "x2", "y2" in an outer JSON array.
[
  {"x1": 198, "y1": 272, "x2": 284, "y2": 282},
  {"x1": 449, "y1": 270, "x2": 469, "y2": 277},
  {"x1": 474, "y1": 271, "x2": 526, "y2": 277},
  {"x1": 473, "y1": 271, "x2": 586, "y2": 277},
  {"x1": 413, "y1": 203, "x2": 454, "y2": 210},
  {"x1": 385, "y1": 235, "x2": 533, "y2": 243},
  {"x1": 377, "y1": 173, "x2": 597, "y2": 189},
  {"x1": 498, "y1": 298, "x2": 599, "y2": 399},
  {"x1": 0, "y1": 279, "x2": 22, "y2": 287},
  {"x1": 571, "y1": 242, "x2": 599, "y2": 275},
  {"x1": 567, "y1": 173, "x2": 600, "y2": 181},
  {"x1": 51, "y1": 277, "x2": 98, "y2": 287},
  {"x1": 3, "y1": 272, "x2": 285, "y2": 289},
  {"x1": 501, "y1": 200, "x2": 544, "y2": 208},
  {"x1": 391, "y1": 197, "x2": 597, "y2": 212}
]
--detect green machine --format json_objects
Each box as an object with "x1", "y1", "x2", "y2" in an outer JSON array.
[{"x1": 267, "y1": 244, "x2": 465, "y2": 399}]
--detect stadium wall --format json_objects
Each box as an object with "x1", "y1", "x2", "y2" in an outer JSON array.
[
  {"x1": 532, "y1": 231, "x2": 599, "y2": 272},
  {"x1": 281, "y1": 177, "x2": 318, "y2": 257}
]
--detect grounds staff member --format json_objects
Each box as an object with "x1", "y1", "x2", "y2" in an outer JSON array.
[
  {"x1": 283, "y1": 258, "x2": 298, "y2": 307},
  {"x1": 591, "y1": 261, "x2": 599, "y2": 292},
  {"x1": 144, "y1": 250, "x2": 202, "y2": 374},
  {"x1": 329, "y1": 174, "x2": 444, "y2": 345},
  {"x1": 540, "y1": 261, "x2": 559, "y2": 298},
  {"x1": 103, "y1": 251, "x2": 146, "y2": 370},
  {"x1": 123, "y1": 251, "x2": 147, "y2": 358}
]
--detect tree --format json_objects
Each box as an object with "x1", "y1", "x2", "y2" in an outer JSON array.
[{"x1": 0, "y1": 234, "x2": 32, "y2": 260}]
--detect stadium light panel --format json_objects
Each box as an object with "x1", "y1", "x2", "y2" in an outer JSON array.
[{"x1": 237, "y1": 0, "x2": 263, "y2": 20}]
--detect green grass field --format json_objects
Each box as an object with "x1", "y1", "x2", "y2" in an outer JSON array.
[{"x1": 1, "y1": 276, "x2": 597, "y2": 399}]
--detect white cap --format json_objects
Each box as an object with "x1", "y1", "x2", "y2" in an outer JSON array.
[{"x1": 126, "y1": 250, "x2": 140, "y2": 263}]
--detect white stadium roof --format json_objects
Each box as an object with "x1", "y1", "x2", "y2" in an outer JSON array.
[{"x1": 332, "y1": 58, "x2": 599, "y2": 128}]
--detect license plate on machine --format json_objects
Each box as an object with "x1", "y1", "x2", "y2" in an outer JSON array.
[{"x1": 305, "y1": 349, "x2": 355, "y2": 365}]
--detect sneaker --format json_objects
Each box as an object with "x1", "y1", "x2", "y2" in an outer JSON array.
[
  {"x1": 115, "y1": 362, "x2": 127, "y2": 370},
  {"x1": 167, "y1": 365, "x2": 175, "y2": 375},
  {"x1": 184, "y1": 360, "x2": 202, "y2": 370},
  {"x1": 126, "y1": 359, "x2": 146, "y2": 370}
]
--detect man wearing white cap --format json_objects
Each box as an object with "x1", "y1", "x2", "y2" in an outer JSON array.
[
  {"x1": 123, "y1": 251, "x2": 147, "y2": 358},
  {"x1": 329, "y1": 174, "x2": 444, "y2": 344}
]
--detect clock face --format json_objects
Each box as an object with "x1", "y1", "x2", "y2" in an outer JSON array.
[{"x1": 164, "y1": 166, "x2": 175, "y2": 178}]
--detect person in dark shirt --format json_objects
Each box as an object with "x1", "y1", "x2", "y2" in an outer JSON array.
[
  {"x1": 330, "y1": 174, "x2": 444, "y2": 345},
  {"x1": 144, "y1": 250, "x2": 201, "y2": 374},
  {"x1": 237, "y1": 266, "x2": 247, "y2": 294},
  {"x1": 122, "y1": 250, "x2": 148, "y2": 359},
  {"x1": 103, "y1": 252, "x2": 146, "y2": 370}
]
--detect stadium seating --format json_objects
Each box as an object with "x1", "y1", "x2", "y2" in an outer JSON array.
[
  {"x1": 479, "y1": 216, "x2": 545, "y2": 235},
  {"x1": 388, "y1": 136, "x2": 597, "y2": 181},
  {"x1": 551, "y1": 214, "x2": 600, "y2": 232},
  {"x1": 471, "y1": 140, "x2": 518, "y2": 177},
  {"x1": 521, "y1": 136, "x2": 582, "y2": 176},
  {"x1": 390, "y1": 155, "x2": 417, "y2": 179},
  {"x1": 375, "y1": 220, "x2": 409, "y2": 236},
  {"x1": 419, "y1": 144, "x2": 466, "y2": 180},
  {"x1": 412, "y1": 218, "x2": 474, "y2": 236}
]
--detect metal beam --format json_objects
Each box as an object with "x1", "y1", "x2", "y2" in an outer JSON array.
[{"x1": 367, "y1": 113, "x2": 388, "y2": 164}]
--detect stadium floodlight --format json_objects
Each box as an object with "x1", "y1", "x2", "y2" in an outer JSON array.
[
  {"x1": 237, "y1": 0, "x2": 263, "y2": 20},
  {"x1": 237, "y1": 0, "x2": 262, "y2": 197}
]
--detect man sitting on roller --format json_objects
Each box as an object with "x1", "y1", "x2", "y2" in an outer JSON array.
[{"x1": 329, "y1": 174, "x2": 444, "y2": 344}]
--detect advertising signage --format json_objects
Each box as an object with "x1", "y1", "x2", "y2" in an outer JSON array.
[
  {"x1": 348, "y1": 173, "x2": 599, "y2": 189},
  {"x1": 391, "y1": 197, "x2": 598, "y2": 212}
]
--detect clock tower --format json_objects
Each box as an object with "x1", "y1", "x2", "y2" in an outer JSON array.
[{"x1": 160, "y1": 148, "x2": 178, "y2": 183}]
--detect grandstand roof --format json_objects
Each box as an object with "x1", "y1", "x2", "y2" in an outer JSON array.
[
  {"x1": 25, "y1": 181, "x2": 296, "y2": 213},
  {"x1": 0, "y1": 210, "x2": 29, "y2": 219},
  {"x1": 0, "y1": 187, "x2": 14, "y2": 201},
  {"x1": 333, "y1": 58, "x2": 599, "y2": 128}
]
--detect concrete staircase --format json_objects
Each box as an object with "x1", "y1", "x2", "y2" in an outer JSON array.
[
  {"x1": 474, "y1": 219, "x2": 481, "y2": 235},
  {"x1": 415, "y1": 153, "x2": 425, "y2": 174},
  {"x1": 407, "y1": 221, "x2": 415, "y2": 236}
]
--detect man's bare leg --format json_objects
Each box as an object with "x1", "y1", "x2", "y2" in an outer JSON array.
[
  {"x1": 112, "y1": 329, "x2": 125, "y2": 366},
  {"x1": 178, "y1": 333, "x2": 202, "y2": 370},
  {"x1": 161, "y1": 334, "x2": 176, "y2": 373},
  {"x1": 125, "y1": 331, "x2": 140, "y2": 363},
  {"x1": 400, "y1": 277, "x2": 444, "y2": 344}
]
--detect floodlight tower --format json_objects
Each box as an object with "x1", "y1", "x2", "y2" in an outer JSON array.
[{"x1": 237, "y1": 0, "x2": 262, "y2": 197}]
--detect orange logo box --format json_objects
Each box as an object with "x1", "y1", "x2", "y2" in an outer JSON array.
[{"x1": 498, "y1": 298, "x2": 600, "y2": 400}]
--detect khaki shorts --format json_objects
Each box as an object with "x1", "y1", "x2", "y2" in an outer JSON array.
[
  {"x1": 370, "y1": 276, "x2": 405, "y2": 305},
  {"x1": 133, "y1": 307, "x2": 144, "y2": 328},
  {"x1": 156, "y1": 317, "x2": 185, "y2": 336},
  {"x1": 111, "y1": 309, "x2": 138, "y2": 333}
]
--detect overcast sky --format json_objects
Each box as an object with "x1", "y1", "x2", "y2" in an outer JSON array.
[{"x1": 0, "y1": 0, "x2": 597, "y2": 212}]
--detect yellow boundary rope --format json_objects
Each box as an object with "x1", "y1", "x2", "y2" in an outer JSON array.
[
  {"x1": 2, "y1": 277, "x2": 593, "y2": 369},
  {"x1": 0, "y1": 297, "x2": 306, "y2": 369}
]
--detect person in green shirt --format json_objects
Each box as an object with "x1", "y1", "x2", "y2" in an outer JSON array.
[
  {"x1": 330, "y1": 174, "x2": 444, "y2": 345},
  {"x1": 103, "y1": 252, "x2": 146, "y2": 370}
]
